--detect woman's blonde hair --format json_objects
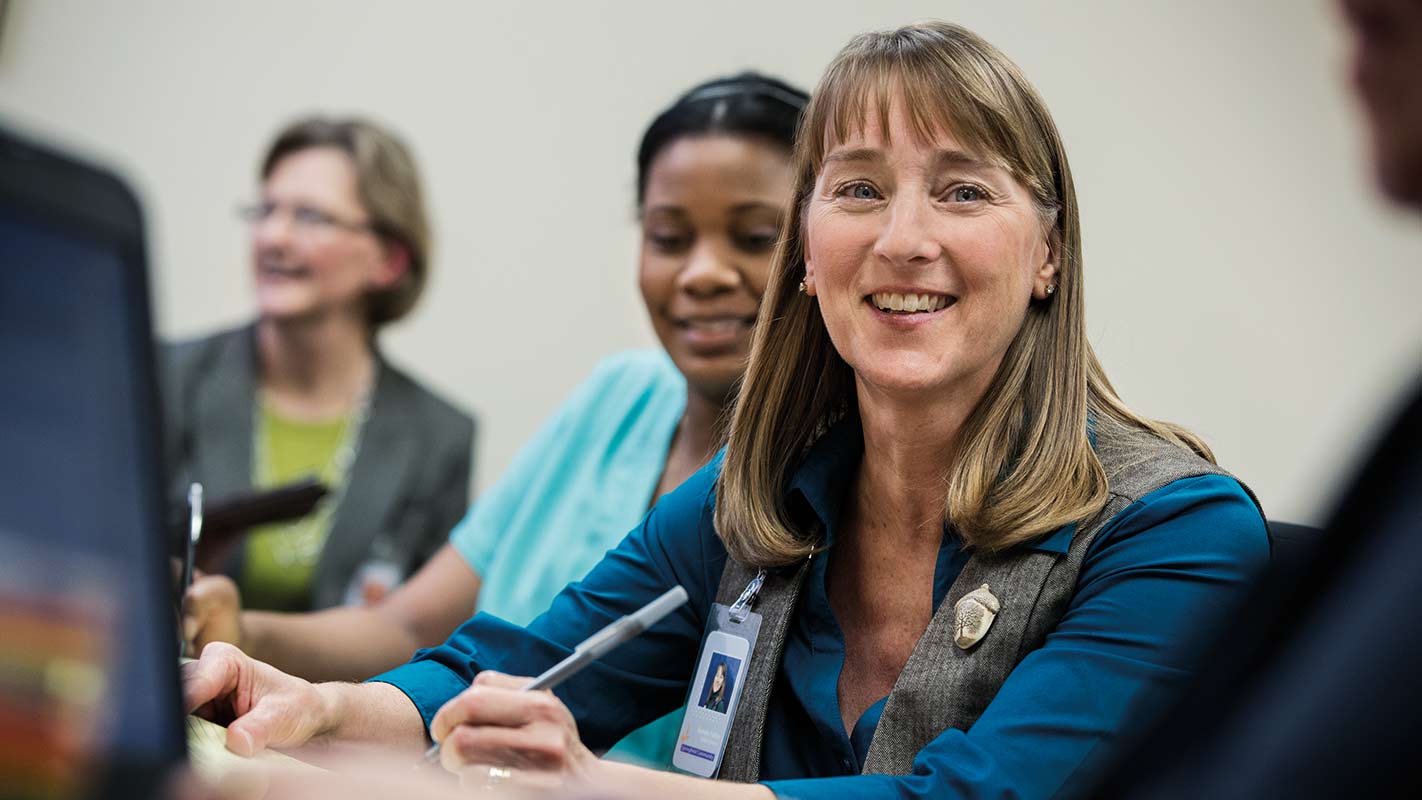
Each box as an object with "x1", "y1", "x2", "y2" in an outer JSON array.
[
  {"x1": 716, "y1": 21, "x2": 1212, "y2": 567},
  {"x1": 262, "y1": 116, "x2": 431, "y2": 328}
]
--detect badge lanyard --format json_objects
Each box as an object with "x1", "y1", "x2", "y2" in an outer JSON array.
[{"x1": 672, "y1": 570, "x2": 766, "y2": 778}]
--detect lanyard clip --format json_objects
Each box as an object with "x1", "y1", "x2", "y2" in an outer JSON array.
[{"x1": 728, "y1": 569, "x2": 766, "y2": 623}]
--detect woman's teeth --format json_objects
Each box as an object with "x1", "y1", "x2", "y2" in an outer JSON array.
[
  {"x1": 257, "y1": 256, "x2": 311, "y2": 278},
  {"x1": 870, "y1": 292, "x2": 952, "y2": 313}
]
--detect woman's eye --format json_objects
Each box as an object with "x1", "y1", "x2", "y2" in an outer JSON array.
[
  {"x1": 948, "y1": 185, "x2": 987, "y2": 203},
  {"x1": 646, "y1": 231, "x2": 690, "y2": 252},
  {"x1": 292, "y1": 206, "x2": 335, "y2": 226},
  {"x1": 733, "y1": 230, "x2": 779, "y2": 252},
  {"x1": 837, "y1": 182, "x2": 882, "y2": 201}
]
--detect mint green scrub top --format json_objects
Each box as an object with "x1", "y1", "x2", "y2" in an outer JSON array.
[{"x1": 448, "y1": 350, "x2": 686, "y2": 767}]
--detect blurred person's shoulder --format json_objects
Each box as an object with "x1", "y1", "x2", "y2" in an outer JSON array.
[
  {"x1": 159, "y1": 323, "x2": 254, "y2": 405},
  {"x1": 580, "y1": 348, "x2": 686, "y2": 406},
  {"x1": 376, "y1": 355, "x2": 475, "y2": 439},
  {"x1": 163, "y1": 323, "x2": 250, "y2": 372}
]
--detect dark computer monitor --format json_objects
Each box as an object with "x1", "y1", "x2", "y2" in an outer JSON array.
[{"x1": 0, "y1": 122, "x2": 184, "y2": 798}]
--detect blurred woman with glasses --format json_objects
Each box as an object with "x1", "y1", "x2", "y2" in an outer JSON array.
[{"x1": 163, "y1": 116, "x2": 475, "y2": 615}]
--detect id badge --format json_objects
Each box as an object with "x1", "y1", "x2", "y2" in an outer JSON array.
[{"x1": 671, "y1": 601, "x2": 761, "y2": 777}]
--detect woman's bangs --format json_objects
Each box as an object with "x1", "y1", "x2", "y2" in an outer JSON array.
[{"x1": 811, "y1": 54, "x2": 1002, "y2": 172}]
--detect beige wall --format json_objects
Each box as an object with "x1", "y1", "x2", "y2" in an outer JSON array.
[{"x1": 2, "y1": 0, "x2": 1418, "y2": 525}]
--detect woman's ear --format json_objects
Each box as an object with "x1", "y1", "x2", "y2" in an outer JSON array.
[
  {"x1": 802, "y1": 232, "x2": 818, "y2": 296},
  {"x1": 371, "y1": 241, "x2": 411, "y2": 290},
  {"x1": 796, "y1": 197, "x2": 819, "y2": 296},
  {"x1": 1032, "y1": 236, "x2": 1057, "y2": 300},
  {"x1": 799, "y1": 205, "x2": 817, "y2": 297}
]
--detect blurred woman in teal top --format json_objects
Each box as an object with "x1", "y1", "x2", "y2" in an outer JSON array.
[{"x1": 182, "y1": 72, "x2": 808, "y2": 767}]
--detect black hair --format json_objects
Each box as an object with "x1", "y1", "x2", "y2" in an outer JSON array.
[{"x1": 636, "y1": 72, "x2": 809, "y2": 206}]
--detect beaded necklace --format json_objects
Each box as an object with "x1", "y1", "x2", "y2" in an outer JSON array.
[{"x1": 252, "y1": 371, "x2": 375, "y2": 569}]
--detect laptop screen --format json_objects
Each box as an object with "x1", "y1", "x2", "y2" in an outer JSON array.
[{"x1": 0, "y1": 125, "x2": 184, "y2": 796}]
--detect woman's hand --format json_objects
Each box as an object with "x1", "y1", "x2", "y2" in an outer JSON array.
[
  {"x1": 182, "y1": 642, "x2": 335, "y2": 757},
  {"x1": 429, "y1": 671, "x2": 602, "y2": 793},
  {"x1": 183, "y1": 573, "x2": 245, "y2": 654}
]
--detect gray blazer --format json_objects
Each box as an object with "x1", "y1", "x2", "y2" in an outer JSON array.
[{"x1": 160, "y1": 324, "x2": 475, "y2": 610}]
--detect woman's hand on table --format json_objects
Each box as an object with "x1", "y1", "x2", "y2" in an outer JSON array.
[{"x1": 182, "y1": 641, "x2": 333, "y2": 757}]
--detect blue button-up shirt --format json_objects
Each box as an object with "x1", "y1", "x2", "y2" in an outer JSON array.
[{"x1": 373, "y1": 418, "x2": 1268, "y2": 798}]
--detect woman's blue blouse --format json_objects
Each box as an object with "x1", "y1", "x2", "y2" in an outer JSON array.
[{"x1": 372, "y1": 419, "x2": 1268, "y2": 798}]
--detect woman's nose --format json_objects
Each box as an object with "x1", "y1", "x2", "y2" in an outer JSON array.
[
  {"x1": 252, "y1": 210, "x2": 295, "y2": 250},
  {"x1": 676, "y1": 241, "x2": 742, "y2": 296},
  {"x1": 873, "y1": 196, "x2": 942, "y2": 267}
]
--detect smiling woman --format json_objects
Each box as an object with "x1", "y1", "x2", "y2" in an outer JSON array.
[
  {"x1": 639, "y1": 135, "x2": 788, "y2": 410},
  {"x1": 721, "y1": 29, "x2": 1219, "y2": 564},
  {"x1": 180, "y1": 23, "x2": 1269, "y2": 800},
  {"x1": 162, "y1": 117, "x2": 475, "y2": 614}
]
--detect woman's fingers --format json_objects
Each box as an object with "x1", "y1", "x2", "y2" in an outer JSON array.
[
  {"x1": 181, "y1": 641, "x2": 329, "y2": 756},
  {"x1": 224, "y1": 693, "x2": 322, "y2": 757},
  {"x1": 471, "y1": 670, "x2": 534, "y2": 690},
  {"x1": 427, "y1": 670, "x2": 598, "y2": 786},
  {"x1": 429, "y1": 674, "x2": 559, "y2": 744},
  {"x1": 182, "y1": 642, "x2": 246, "y2": 714},
  {"x1": 439, "y1": 719, "x2": 569, "y2": 773},
  {"x1": 183, "y1": 574, "x2": 243, "y2": 650}
]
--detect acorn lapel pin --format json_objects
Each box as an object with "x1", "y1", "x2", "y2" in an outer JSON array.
[{"x1": 953, "y1": 584, "x2": 1000, "y2": 649}]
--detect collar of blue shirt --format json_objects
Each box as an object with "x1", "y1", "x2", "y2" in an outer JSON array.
[{"x1": 784, "y1": 412, "x2": 1078, "y2": 557}]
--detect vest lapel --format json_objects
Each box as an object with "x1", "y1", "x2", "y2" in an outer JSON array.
[
  {"x1": 192, "y1": 330, "x2": 256, "y2": 574},
  {"x1": 307, "y1": 363, "x2": 419, "y2": 608},
  {"x1": 192, "y1": 329, "x2": 256, "y2": 501},
  {"x1": 715, "y1": 555, "x2": 814, "y2": 783},
  {"x1": 861, "y1": 547, "x2": 1061, "y2": 774}
]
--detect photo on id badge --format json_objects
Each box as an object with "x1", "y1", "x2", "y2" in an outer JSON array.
[{"x1": 673, "y1": 629, "x2": 750, "y2": 776}]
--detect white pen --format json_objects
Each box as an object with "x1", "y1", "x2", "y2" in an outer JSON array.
[{"x1": 422, "y1": 585, "x2": 689, "y2": 766}]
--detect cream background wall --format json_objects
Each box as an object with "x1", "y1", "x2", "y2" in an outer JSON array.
[{"x1": 2, "y1": 0, "x2": 1418, "y2": 524}]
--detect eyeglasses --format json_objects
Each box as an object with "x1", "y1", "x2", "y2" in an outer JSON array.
[{"x1": 237, "y1": 201, "x2": 374, "y2": 235}]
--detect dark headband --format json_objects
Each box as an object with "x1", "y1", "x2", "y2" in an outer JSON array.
[{"x1": 680, "y1": 81, "x2": 808, "y2": 112}]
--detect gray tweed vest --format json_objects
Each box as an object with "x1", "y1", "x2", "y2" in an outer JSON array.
[{"x1": 714, "y1": 417, "x2": 1260, "y2": 781}]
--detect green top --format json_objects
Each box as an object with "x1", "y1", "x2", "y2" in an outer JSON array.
[{"x1": 240, "y1": 402, "x2": 352, "y2": 611}]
